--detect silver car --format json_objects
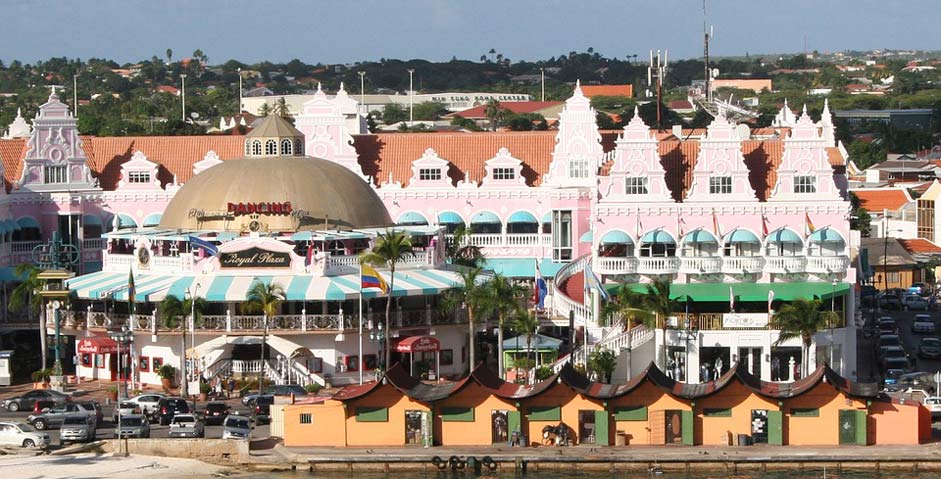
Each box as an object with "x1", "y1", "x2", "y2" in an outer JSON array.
[
  {"x1": 0, "y1": 422, "x2": 50, "y2": 448},
  {"x1": 59, "y1": 415, "x2": 96, "y2": 445},
  {"x1": 114, "y1": 414, "x2": 150, "y2": 438},
  {"x1": 168, "y1": 414, "x2": 204, "y2": 438},
  {"x1": 222, "y1": 415, "x2": 251, "y2": 440}
]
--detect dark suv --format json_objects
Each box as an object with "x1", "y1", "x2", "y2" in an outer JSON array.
[
  {"x1": 153, "y1": 397, "x2": 191, "y2": 426},
  {"x1": 203, "y1": 402, "x2": 230, "y2": 426},
  {"x1": 251, "y1": 395, "x2": 274, "y2": 425}
]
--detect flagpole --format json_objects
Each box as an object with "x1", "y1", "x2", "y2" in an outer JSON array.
[{"x1": 358, "y1": 262, "x2": 364, "y2": 385}]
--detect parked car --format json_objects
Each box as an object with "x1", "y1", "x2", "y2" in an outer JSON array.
[
  {"x1": 911, "y1": 282, "x2": 931, "y2": 296},
  {"x1": 27, "y1": 402, "x2": 99, "y2": 430},
  {"x1": 251, "y1": 395, "x2": 274, "y2": 425},
  {"x1": 124, "y1": 393, "x2": 166, "y2": 418},
  {"x1": 266, "y1": 385, "x2": 308, "y2": 397},
  {"x1": 168, "y1": 414, "x2": 204, "y2": 438},
  {"x1": 903, "y1": 295, "x2": 929, "y2": 311},
  {"x1": 884, "y1": 357, "x2": 912, "y2": 378},
  {"x1": 918, "y1": 338, "x2": 941, "y2": 359},
  {"x1": 878, "y1": 294, "x2": 902, "y2": 310},
  {"x1": 114, "y1": 414, "x2": 151, "y2": 438},
  {"x1": 203, "y1": 402, "x2": 230, "y2": 426},
  {"x1": 112, "y1": 401, "x2": 141, "y2": 423},
  {"x1": 912, "y1": 314, "x2": 936, "y2": 333},
  {"x1": 897, "y1": 371, "x2": 938, "y2": 394},
  {"x1": 1, "y1": 390, "x2": 70, "y2": 412},
  {"x1": 222, "y1": 414, "x2": 251, "y2": 440},
  {"x1": 878, "y1": 317, "x2": 898, "y2": 332},
  {"x1": 0, "y1": 422, "x2": 50, "y2": 448},
  {"x1": 925, "y1": 397, "x2": 941, "y2": 418},
  {"x1": 59, "y1": 415, "x2": 97, "y2": 445},
  {"x1": 153, "y1": 397, "x2": 191, "y2": 426},
  {"x1": 879, "y1": 334, "x2": 904, "y2": 349},
  {"x1": 241, "y1": 393, "x2": 274, "y2": 407}
]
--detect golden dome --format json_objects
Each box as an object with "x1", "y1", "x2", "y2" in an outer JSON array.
[{"x1": 159, "y1": 156, "x2": 392, "y2": 232}]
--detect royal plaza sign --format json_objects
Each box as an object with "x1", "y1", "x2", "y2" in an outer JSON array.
[
  {"x1": 227, "y1": 202, "x2": 293, "y2": 216},
  {"x1": 220, "y1": 247, "x2": 291, "y2": 268}
]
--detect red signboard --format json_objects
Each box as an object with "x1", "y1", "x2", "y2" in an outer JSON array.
[
  {"x1": 227, "y1": 202, "x2": 293, "y2": 216},
  {"x1": 77, "y1": 337, "x2": 118, "y2": 355},
  {"x1": 395, "y1": 336, "x2": 440, "y2": 353}
]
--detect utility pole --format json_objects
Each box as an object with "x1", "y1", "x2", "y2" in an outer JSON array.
[
  {"x1": 237, "y1": 68, "x2": 243, "y2": 114},
  {"x1": 358, "y1": 71, "x2": 366, "y2": 116},
  {"x1": 72, "y1": 75, "x2": 78, "y2": 116},
  {"x1": 648, "y1": 50, "x2": 667, "y2": 131},
  {"x1": 408, "y1": 69, "x2": 415, "y2": 123},
  {"x1": 180, "y1": 74, "x2": 187, "y2": 122},
  {"x1": 540, "y1": 68, "x2": 545, "y2": 102},
  {"x1": 703, "y1": 0, "x2": 711, "y2": 102}
]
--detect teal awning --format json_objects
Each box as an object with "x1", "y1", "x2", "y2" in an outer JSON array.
[
  {"x1": 579, "y1": 231, "x2": 594, "y2": 243},
  {"x1": 291, "y1": 231, "x2": 313, "y2": 241},
  {"x1": 470, "y1": 211, "x2": 501, "y2": 224},
  {"x1": 727, "y1": 229, "x2": 760, "y2": 243},
  {"x1": 641, "y1": 229, "x2": 675, "y2": 244},
  {"x1": 601, "y1": 230, "x2": 632, "y2": 244},
  {"x1": 507, "y1": 211, "x2": 538, "y2": 224},
  {"x1": 810, "y1": 227, "x2": 844, "y2": 243},
  {"x1": 482, "y1": 258, "x2": 566, "y2": 279},
  {"x1": 768, "y1": 228, "x2": 802, "y2": 243},
  {"x1": 438, "y1": 211, "x2": 463, "y2": 225},
  {"x1": 16, "y1": 216, "x2": 40, "y2": 229},
  {"x1": 397, "y1": 212, "x2": 429, "y2": 225},
  {"x1": 142, "y1": 213, "x2": 162, "y2": 227},
  {"x1": 4, "y1": 219, "x2": 19, "y2": 232},
  {"x1": 683, "y1": 229, "x2": 717, "y2": 244},
  {"x1": 503, "y1": 333, "x2": 562, "y2": 351},
  {"x1": 115, "y1": 213, "x2": 137, "y2": 229},
  {"x1": 215, "y1": 232, "x2": 238, "y2": 241},
  {"x1": 82, "y1": 214, "x2": 103, "y2": 226},
  {"x1": 541, "y1": 212, "x2": 551, "y2": 224}
]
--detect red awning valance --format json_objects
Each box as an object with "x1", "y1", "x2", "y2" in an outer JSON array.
[
  {"x1": 395, "y1": 336, "x2": 440, "y2": 353},
  {"x1": 77, "y1": 337, "x2": 118, "y2": 355}
]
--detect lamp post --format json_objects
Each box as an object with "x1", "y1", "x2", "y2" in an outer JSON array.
[
  {"x1": 109, "y1": 326, "x2": 133, "y2": 457},
  {"x1": 237, "y1": 67, "x2": 242, "y2": 114},
  {"x1": 358, "y1": 71, "x2": 366, "y2": 117},
  {"x1": 183, "y1": 283, "x2": 201, "y2": 401},
  {"x1": 540, "y1": 67, "x2": 545, "y2": 102},
  {"x1": 368, "y1": 320, "x2": 385, "y2": 380},
  {"x1": 32, "y1": 231, "x2": 79, "y2": 384},
  {"x1": 180, "y1": 74, "x2": 187, "y2": 122},
  {"x1": 407, "y1": 69, "x2": 415, "y2": 123}
]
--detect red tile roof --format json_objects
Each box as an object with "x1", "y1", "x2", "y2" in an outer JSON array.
[
  {"x1": 852, "y1": 189, "x2": 912, "y2": 213},
  {"x1": 899, "y1": 238, "x2": 941, "y2": 255},
  {"x1": 453, "y1": 101, "x2": 562, "y2": 119},
  {"x1": 668, "y1": 100, "x2": 694, "y2": 110},
  {"x1": 579, "y1": 84, "x2": 634, "y2": 98},
  {"x1": 0, "y1": 139, "x2": 26, "y2": 191}
]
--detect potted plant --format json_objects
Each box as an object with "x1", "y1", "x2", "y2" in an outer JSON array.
[
  {"x1": 106, "y1": 385, "x2": 118, "y2": 401},
  {"x1": 199, "y1": 381, "x2": 210, "y2": 401},
  {"x1": 157, "y1": 364, "x2": 177, "y2": 392},
  {"x1": 31, "y1": 369, "x2": 52, "y2": 389}
]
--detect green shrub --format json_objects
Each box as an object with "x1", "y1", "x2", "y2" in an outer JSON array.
[{"x1": 305, "y1": 383, "x2": 322, "y2": 394}]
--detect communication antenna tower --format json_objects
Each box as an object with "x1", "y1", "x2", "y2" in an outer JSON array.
[{"x1": 647, "y1": 49, "x2": 668, "y2": 130}]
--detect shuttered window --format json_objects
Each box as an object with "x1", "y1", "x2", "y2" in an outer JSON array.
[
  {"x1": 703, "y1": 408, "x2": 732, "y2": 417},
  {"x1": 355, "y1": 406, "x2": 389, "y2": 422},
  {"x1": 790, "y1": 408, "x2": 819, "y2": 417},
  {"x1": 440, "y1": 407, "x2": 474, "y2": 422},
  {"x1": 527, "y1": 406, "x2": 561, "y2": 421}
]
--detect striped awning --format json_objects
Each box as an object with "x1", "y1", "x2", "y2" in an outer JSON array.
[{"x1": 67, "y1": 270, "x2": 182, "y2": 302}]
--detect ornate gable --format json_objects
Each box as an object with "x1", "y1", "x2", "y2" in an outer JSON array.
[
  {"x1": 598, "y1": 108, "x2": 671, "y2": 201},
  {"x1": 407, "y1": 148, "x2": 452, "y2": 188},
  {"x1": 481, "y1": 147, "x2": 525, "y2": 187},
  {"x1": 192, "y1": 150, "x2": 224, "y2": 176},
  {"x1": 116, "y1": 151, "x2": 161, "y2": 190},
  {"x1": 295, "y1": 83, "x2": 366, "y2": 179},
  {"x1": 686, "y1": 114, "x2": 755, "y2": 202},
  {"x1": 770, "y1": 105, "x2": 841, "y2": 202},
  {"x1": 542, "y1": 81, "x2": 603, "y2": 187},
  {"x1": 17, "y1": 88, "x2": 98, "y2": 192}
]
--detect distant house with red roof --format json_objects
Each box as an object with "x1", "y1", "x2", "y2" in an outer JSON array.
[
  {"x1": 579, "y1": 84, "x2": 633, "y2": 98},
  {"x1": 155, "y1": 85, "x2": 180, "y2": 96},
  {"x1": 450, "y1": 101, "x2": 564, "y2": 122}
]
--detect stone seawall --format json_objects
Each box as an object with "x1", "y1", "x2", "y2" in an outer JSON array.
[{"x1": 101, "y1": 438, "x2": 249, "y2": 465}]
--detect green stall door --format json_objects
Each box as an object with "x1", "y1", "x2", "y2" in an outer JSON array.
[
  {"x1": 594, "y1": 410, "x2": 610, "y2": 446},
  {"x1": 681, "y1": 410, "x2": 694, "y2": 445},
  {"x1": 767, "y1": 410, "x2": 783, "y2": 445},
  {"x1": 855, "y1": 410, "x2": 868, "y2": 445},
  {"x1": 838, "y1": 409, "x2": 865, "y2": 445},
  {"x1": 508, "y1": 410, "x2": 521, "y2": 437}
]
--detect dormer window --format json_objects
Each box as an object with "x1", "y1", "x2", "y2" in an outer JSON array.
[
  {"x1": 419, "y1": 168, "x2": 442, "y2": 181},
  {"x1": 44, "y1": 165, "x2": 67, "y2": 184},
  {"x1": 295, "y1": 140, "x2": 303, "y2": 155},
  {"x1": 569, "y1": 157, "x2": 591, "y2": 178},
  {"x1": 128, "y1": 171, "x2": 151, "y2": 184},
  {"x1": 251, "y1": 140, "x2": 262, "y2": 156},
  {"x1": 794, "y1": 175, "x2": 816, "y2": 194},
  {"x1": 281, "y1": 139, "x2": 293, "y2": 155},
  {"x1": 709, "y1": 176, "x2": 732, "y2": 194},
  {"x1": 493, "y1": 167, "x2": 515, "y2": 180},
  {"x1": 625, "y1": 177, "x2": 648, "y2": 195},
  {"x1": 265, "y1": 140, "x2": 277, "y2": 156}
]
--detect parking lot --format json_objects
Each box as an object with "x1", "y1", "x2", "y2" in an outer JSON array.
[
  {"x1": 862, "y1": 305, "x2": 941, "y2": 390},
  {"x1": 0, "y1": 394, "x2": 268, "y2": 447}
]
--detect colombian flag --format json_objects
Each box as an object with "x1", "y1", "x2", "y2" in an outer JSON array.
[{"x1": 361, "y1": 264, "x2": 389, "y2": 294}]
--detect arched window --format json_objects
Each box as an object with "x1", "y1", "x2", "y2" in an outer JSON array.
[
  {"x1": 281, "y1": 139, "x2": 293, "y2": 155},
  {"x1": 295, "y1": 139, "x2": 303, "y2": 156},
  {"x1": 251, "y1": 140, "x2": 262, "y2": 156},
  {"x1": 265, "y1": 140, "x2": 277, "y2": 156}
]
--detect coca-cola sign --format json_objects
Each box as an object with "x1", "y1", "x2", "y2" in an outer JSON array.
[
  {"x1": 396, "y1": 336, "x2": 441, "y2": 353},
  {"x1": 220, "y1": 247, "x2": 291, "y2": 268}
]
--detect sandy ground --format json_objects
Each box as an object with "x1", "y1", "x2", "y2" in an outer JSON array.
[{"x1": 0, "y1": 452, "x2": 232, "y2": 479}]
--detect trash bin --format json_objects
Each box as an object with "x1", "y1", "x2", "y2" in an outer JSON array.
[
  {"x1": 509, "y1": 431, "x2": 519, "y2": 447},
  {"x1": 737, "y1": 434, "x2": 752, "y2": 446},
  {"x1": 520, "y1": 434, "x2": 528, "y2": 447},
  {"x1": 615, "y1": 431, "x2": 627, "y2": 446}
]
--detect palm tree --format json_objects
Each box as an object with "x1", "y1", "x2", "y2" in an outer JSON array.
[
  {"x1": 445, "y1": 225, "x2": 482, "y2": 267},
  {"x1": 511, "y1": 310, "x2": 541, "y2": 384},
  {"x1": 360, "y1": 230, "x2": 413, "y2": 371},
  {"x1": 643, "y1": 278, "x2": 678, "y2": 371},
  {"x1": 484, "y1": 100, "x2": 504, "y2": 131},
  {"x1": 602, "y1": 285, "x2": 655, "y2": 330},
  {"x1": 8, "y1": 264, "x2": 46, "y2": 369},
  {"x1": 273, "y1": 97, "x2": 291, "y2": 118},
  {"x1": 486, "y1": 274, "x2": 528, "y2": 379},
  {"x1": 440, "y1": 267, "x2": 494, "y2": 373},
  {"x1": 244, "y1": 280, "x2": 285, "y2": 394},
  {"x1": 159, "y1": 294, "x2": 207, "y2": 395},
  {"x1": 165, "y1": 48, "x2": 173, "y2": 64},
  {"x1": 773, "y1": 298, "x2": 839, "y2": 378}
]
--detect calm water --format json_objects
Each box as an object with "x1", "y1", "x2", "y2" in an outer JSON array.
[{"x1": 232, "y1": 470, "x2": 929, "y2": 479}]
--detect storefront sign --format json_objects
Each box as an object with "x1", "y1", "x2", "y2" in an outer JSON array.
[
  {"x1": 77, "y1": 338, "x2": 118, "y2": 354},
  {"x1": 227, "y1": 202, "x2": 293, "y2": 216},
  {"x1": 722, "y1": 313, "x2": 769, "y2": 329},
  {"x1": 220, "y1": 247, "x2": 291, "y2": 268}
]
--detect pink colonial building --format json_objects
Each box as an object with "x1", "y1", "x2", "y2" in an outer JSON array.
[{"x1": 0, "y1": 82, "x2": 857, "y2": 387}]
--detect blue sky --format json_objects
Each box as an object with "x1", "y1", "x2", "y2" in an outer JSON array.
[{"x1": 1, "y1": 0, "x2": 938, "y2": 64}]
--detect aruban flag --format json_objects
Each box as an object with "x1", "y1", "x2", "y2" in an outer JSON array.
[
  {"x1": 534, "y1": 260, "x2": 548, "y2": 310},
  {"x1": 127, "y1": 267, "x2": 136, "y2": 314},
  {"x1": 712, "y1": 210, "x2": 722, "y2": 237},
  {"x1": 805, "y1": 212, "x2": 816, "y2": 236},
  {"x1": 767, "y1": 289, "x2": 775, "y2": 314},
  {"x1": 584, "y1": 261, "x2": 610, "y2": 301},
  {"x1": 361, "y1": 264, "x2": 389, "y2": 294}
]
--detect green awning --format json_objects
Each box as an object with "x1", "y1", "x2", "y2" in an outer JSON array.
[
  {"x1": 809, "y1": 228, "x2": 845, "y2": 243},
  {"x1": 607, "y1": 282, "x2": 852, "y2": 302},
  {"x1": 641, "y1": 229, "x2": 675, "y2": 244},
  {"x1": 601, "y1": 230, "x2": 633, "y2": 244},
  {"x1": 726, "y1": 229, "x2": 760, "y2": 243},
  {"x1": 683, "y1": 229, "x2": 717, "y2": 244},
  {"x1": 768, "y1": 228, "x2": 802, "y2": 243},
  {"x1": 508, "y1": 211, "x2": 538, "y2": 224},
  {"x1": 438, "y1": 212, "x2": 463, "y2": 225},
  {"x1": 82, "y1": 214, "x2": 103, "y2": 226}
]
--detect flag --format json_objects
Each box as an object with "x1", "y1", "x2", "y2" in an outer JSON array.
[
  {"x1": 805, "y1": 212, "x2": 816, "y2": 236},
  {"x1": 584, "y1": 262, "x2": 610, "y2": 301},
  {"x1": 729, "y1": 286, "x2": 735, "y2": 312},
  {"x1": 712, "y1": 210, "x2": 722, "y2": 237},
  {"x1": 767, "y1": 289, "x2": 775, "y2": 314},
  {"x1": 761, "y1": 211, "x2": 770, "y2": 237},
  {"x1": 534, "y1": 260, "x2": 548, "y2": 310},
  {"x1": 189, "y1": 236, "x2": 219, "y2": 256},
  {"x1": 678, "y1": 216, "x2": 686, "y2": 238},
  {"x1": 361, "y1": 264, "x2": 389, "y2": 294},
  {"x1": 306, "y1": 242, "x2": 314, "y2": 266},
  {"x1": 127, "y1": 267, "x2": 136, "y2": 314}
]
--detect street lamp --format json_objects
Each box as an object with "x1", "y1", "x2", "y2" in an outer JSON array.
[
  {"x1": 358, "y1": 71, "x2": 366, "y2": 117},
  {"x1": 183, "y1": 283, "x2": 201, "y2": 400},
  {"x1": 109, "y1": 325, "x2": 133, "y2": 457},
  {"x1": 180, "y1": 74, "x2": 187, "y2": 122},
  {"x1": 368, "y1": 320, "x2": 385, "y2": 380}
]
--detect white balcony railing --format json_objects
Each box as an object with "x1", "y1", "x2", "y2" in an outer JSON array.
[
  {"x1": 462, "y1": 233, "x2": 551, "y2": 248},
  {"x1": 764, "y1": 256, "x2": 808, "y2": 274},
  {"x1": 82, "y1": 238, "x2": 104, "y2": 251},
  {"x1": 805, "y1": 255, "x2": 850, "y2": 274},
  {"x1": 679, "y1": 256, "x2": 722, "y2": 274},
  {"x1": 594, "y1": 256, "x2": 639, "y2": 275},
  {"x1": 721, "y1": 256, "x2": 765, "y2": 274},
  {"x1": 11, "y1": 241, "x2": 40, "y2": 253},
  {"x1": 637, "y1": 257, "x2": 680, "y2": 275}
]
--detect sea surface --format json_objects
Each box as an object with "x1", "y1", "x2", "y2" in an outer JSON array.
[{"x1": 229, "y1": 470, "x2": 931, "y2": 479}]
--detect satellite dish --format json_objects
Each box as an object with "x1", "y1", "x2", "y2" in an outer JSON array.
[
  {"x1": 190, "y1": 112, "x2": 200, "y2": 119},
  {"x1": 712, "y1": 68, "x2": 720, "y2": 78}
]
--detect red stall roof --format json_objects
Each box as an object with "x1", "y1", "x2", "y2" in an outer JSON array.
[{"x1": 395, "y1": 336, "x2": 440, "y2": 353}]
